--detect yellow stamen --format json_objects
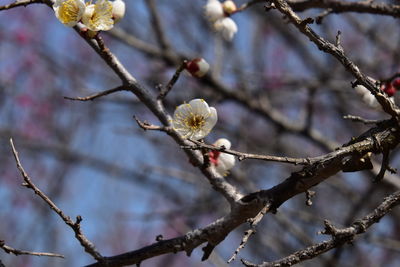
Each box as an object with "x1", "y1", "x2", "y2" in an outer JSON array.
[{"x1": 58, "y1": 0, "x2": 80, "y2": 24}]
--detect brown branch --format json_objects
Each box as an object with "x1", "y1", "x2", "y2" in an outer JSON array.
[
  {"x1": 228, "y1": 204, "x2": 270, "y2": 263},
  {"x1": 64, "y1": 85, "x2": 129, "y2": 101},
  {"x1": 157, "y1": 60, "x2": 188, "y2": 100},
  {"x1": 288, "y1": 0, "x2": 400, "y2": 18},
  {"x1": 133, "y1": 116, "x2": 170, "y2": 132},
  {"x1": 9, "y1": 138, "x2": 104, "y2": 263},
  {"x1": 0, "y1": 0, "x2": 48, "y2": 11},
  {"x1": 0, "y1": 240, "x2": 64, "y2": 258},
  {"x1": 242, "y1": 190, "x2": 400, "y2": 266},
  {"x1": 185, "y1": 139, "x2": 313, "y2": 165},
  {"x1": 343, "y1": 115, "x2": 381, "y2": 125}
]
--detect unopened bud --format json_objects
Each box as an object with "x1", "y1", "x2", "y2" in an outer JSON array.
[
  {"x1": 112, "y1": 0, "x2": 126, "y2": 23},
  {"x1": 185, "y1": 58, "x2": 210, "y2": 78},
  {"x1": 381, "y1": 82, "x2": 396, "y2": 97},
  {"x1": 392, "y1": 78, "x2": 400, "y2": 90},
  {"x1": 222, "y1": 0, "x2": 237, "y2": 15}
]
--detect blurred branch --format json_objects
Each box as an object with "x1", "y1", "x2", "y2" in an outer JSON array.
[
  {"x1": 343, "y1": 115, "x2": 381, "y2": 125},
  {"x1": 145, "y1": 0, "x2": 171, "y2": 51},
  {"x1": 9, "y1": 138, "x2": 104, "y2": 263},
  {"x1": 242, "y1": 189, "x2": 400, "y2": 266},
  {"x1": 0, "y1": 240, "x2": 64, "y2": 259},
  {"x1": 288, "y1": 0, "x2": 400, "y2": 18},
  {"x1": 0, "y1": 0, "x2": 49, "y2": 11}
]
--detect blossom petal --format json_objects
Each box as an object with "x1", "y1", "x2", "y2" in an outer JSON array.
[
  {"x1": 82, "y1": 0, "x2": 114, "y2": 31},
  {"x1": 214, "y1": 17, "x2": 238, "y2": 41},
  {"x1": 203, "y1": 107, "x2": 218, "y2": 132},
  {"x1": 54, "y1": 0, "x2": 86, "y2": 27},
  {"x1": 188, "y1": 99, "x2": 210, "y2": 117},
  {"x1": 204, "y1": 0, "x2": 224, "y2": 22}
]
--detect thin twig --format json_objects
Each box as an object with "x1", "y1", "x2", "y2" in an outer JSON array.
[
  {"x1": 184, "y1": 139, "x2": 313, "y2": 165},
  {"x1": 315, "y1": 8, "x2": 333, "y2": 24},
  {"x1": 158, "y1": 60, "x2": 188, "y2": 100},
  {"x1": 0, "y1": 0, "x2": 46, "y2": 11},
  {"x1": 228, "y1": 204, "x2": 270, "y2": 263},
  {"x1": 64, "y1": 85, "x2": 128, "y2": 101},
  {"x1": 0, "y1": 240, "x2": 64, "y2": 258},
  {"x1": 9, "y1": 139, "x2": 104, "y2": 263},
  {"x1": 133, "y1": 116, "x2": 170, "y2": 132},
  {"x1": 343, "y1": 115, "x2": 381, "y2": 125}
]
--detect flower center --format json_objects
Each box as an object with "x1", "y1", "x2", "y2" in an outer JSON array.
[
  {"x1": 185, "y1": 114, "x2": 205, "y2": 130},
  {"x1": 59, "y1": 0, "x2": 80, "y2": 24}
]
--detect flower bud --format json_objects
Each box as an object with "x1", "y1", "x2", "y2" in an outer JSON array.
[
  {"x1": 381, "y1": 82, "x2": 396, "y2": 97},
  {"x1": 185, "y1": 58, "x2": 210, "y2": 78},
  {"x1": 112, "y1": 0, "x2": 126, "y2": 23},
  {"x1": 392, "y1": 78, "x2": 400, "y2": 90},
  {"x1": 222, "y1": 0, "x2": 237, "y2": 15},
  {"x1": 209, "y1": 138, "x2": 235, "y2": 176}
]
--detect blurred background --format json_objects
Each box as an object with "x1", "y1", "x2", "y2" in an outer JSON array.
[{"x1": 1, "y1": 0, "x2": 400, "y2": 266}]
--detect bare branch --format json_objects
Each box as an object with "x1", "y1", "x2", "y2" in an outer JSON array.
[
  {"x1": 228, "y1": 204, "x2": 270, "y2": 263},
  {"x1": 185, "y1": 139, "x2": 313, "y2": 165},
  {"x1": 288, "y1": 0, "x2": 400, "y2": 18},
  {"x1": 157, "y1": 60, "x2": 188, "y2": 100},
  {"x1": 242, "y1": 190, "x2": 400, "y2": 267},
  {"x1": 64, "y1": 85, "x2": 129, "y2": 101},
  {"x1": 9, "y1": 138, "x2": 104, "y2": 263},
  {"x1": 343, "y1": 115, "x2": 381, "y2": 125},
  {"x1": 0, "y1": 240, "x2": 64, "y2": 259},
  {"x1": 133, "y1": 116, "x2": 170, "y2": 132},
  {"x1": 0, "y1": 0, "x2": 48, "y2": 11}
]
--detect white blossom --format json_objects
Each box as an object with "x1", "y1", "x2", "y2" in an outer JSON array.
[
  {"x1": 112, "y1": 0, "x2": 126, "y2": 23},
  {"x1": 185, "y1": 58, "x2": 210, "y2": 78},
  {"x1": 214, "y1": 17, "x2": 238, "y2": 41},
  {"x1": 172, "y1": 99, "x2": 217, "y2": 140},
  {"x1": 209, "y1": 138, "x2": 235, "y2": 176},
  {"x1": 204, "y1": 0, "x2": 224, "y2": 22},
  {"x1": 82, "y1": 0, "x2": 114, "y2": 32},
  {"x1": 53, "y1": 0, "x2": 86, "y2": 27}
]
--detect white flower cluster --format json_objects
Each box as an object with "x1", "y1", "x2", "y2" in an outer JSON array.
[
  {"x1": 204, "y1": 0, "x2": 238, "y2": 41},
  {"x1": 172, "y1": 99, "x2": 235, "y2": 176},
  {"x1": 53, "y1": 0, "x2": 125, "y2": 32}
]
